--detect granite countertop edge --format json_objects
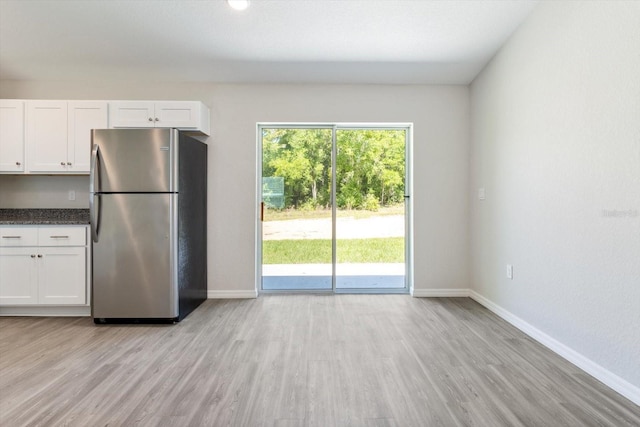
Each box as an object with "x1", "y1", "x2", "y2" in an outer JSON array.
[{"x1": 0, "y1": 209, "x2": 91, "y2": 225}]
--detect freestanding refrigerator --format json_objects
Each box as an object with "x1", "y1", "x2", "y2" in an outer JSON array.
[{"x1": 90, "y1": 128, "x2": 207, "y2": 323}]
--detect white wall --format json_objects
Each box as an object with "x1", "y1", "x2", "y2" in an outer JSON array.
[
  {"x1": 0, "y1": 175, "x2": 89, "y2": 208},
  {"x1": 470, "y1": 0, "x2": 640, "y2": 394},
  {"x1": 0, "y1": 82, "x2": 470, "y2": 296}
]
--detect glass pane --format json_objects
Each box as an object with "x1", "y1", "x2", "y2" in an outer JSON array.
[
  {"x1": 261, "y1": 128, "x2": 333, "y2": 290},
  {"x1": 335, "y1": 129, "x2": 406, "y2": 290}
]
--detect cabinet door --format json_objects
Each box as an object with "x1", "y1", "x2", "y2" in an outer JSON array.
[
  {"x1": 38, "y1": 247, "x2": 86, "y2": 305},
  {"x1": 155, "y1": 101, "x2": 201, "y2": 129},
  {"x1": 68, "y1": 101, "x2": 108, "y2": 173},
  {"x1": 26, "y1": 101, "x2": 68, "y2": 172},
  {"x1": 109, "y1": 101, "x2": 155, "y2": 128},
  {"x1": 0, "y1": 100, "x2": 25, "y2": 172},
  {"x1": 0, "y1": 248, "x2": 38, "y2": 305}
]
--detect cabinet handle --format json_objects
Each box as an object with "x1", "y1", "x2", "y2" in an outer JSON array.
[
  {"x1": 50, "y1": 236, "x2": 69, "y2": 239},
  {"x1": 154, "y1": 117, "x2": 159, "y2": 122},
  {"x1": 2, "y1": 236, "x2": 21, "y2": 239},
  {"x1": 148, "y1": 117, "x2": 153, "y2": 122},
  {"x1": 31, "y1": 254, "x2": 36, "y2": 258},
  {"x1": 60, "y1": 161, "x2": 66, "y2": 166},
  {"x1": 16, "y1": 161, "x2": 21, "y2": 166},
  {"x1": 67, "y1": 162, "x2": 72, "y2": 166},
  {"x1": 37, "y1": 254, "x2": 43, "y2": 258}
]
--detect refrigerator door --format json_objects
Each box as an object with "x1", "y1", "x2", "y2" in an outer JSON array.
[
  {"x1": 91, "y1": 128, "x2": 177, "y2": 193},
  {"x1": 92, "y1": 193, "x2": 178, "y2": 319}
]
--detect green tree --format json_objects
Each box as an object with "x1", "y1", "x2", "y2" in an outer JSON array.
[
  {"x1": 263, "y1": 128, "x2": 405, "y2": 210},
  {"x1": 336, "y1": 129, "x2": 405, "y2": 209},
  {"x1": 263, "y1": 128, "x2": 332, "y2": 209}
]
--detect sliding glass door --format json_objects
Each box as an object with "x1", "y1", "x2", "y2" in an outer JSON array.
[
  {"x1": 335, "y1": 129, "x2": 406, "y2": 290},
  {"x1": 261, "y1": 128, "x2": 333, "y2": 290},
  {"x1": 259, "y1": 124, "x2": 411, "y2": 293}
]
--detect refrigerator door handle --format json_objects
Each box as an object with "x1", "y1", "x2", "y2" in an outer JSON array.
[
  {"x1": 90, "y1": 144, "x2": 100, "y2": 194},
  {"x1": 90, "y1": 194, "x2": 101, "y2": 243},
  {"x1": 90, "y1": 144, "x2": 101, "y2": 242}
]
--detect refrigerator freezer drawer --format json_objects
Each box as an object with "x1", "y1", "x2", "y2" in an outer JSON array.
[{"x1": 92, "y1": 193, "x2": 178, "y2": 319}]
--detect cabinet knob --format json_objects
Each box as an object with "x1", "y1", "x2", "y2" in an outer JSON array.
[
  {"x1": 37, "y1": 254, "x2": 43, "y2": 258},
  {"x1": 154, "y1": 117, "x2": 159, "y2": 122},
  {"x1": 16, "y1": 161, "x2": 21, "y2": 166},
  {"x1": 60, "y1": 161, "x2": 66, "y2": 166},
  {"x1": 31, "y1": 254, "x2": 36, "y2": 258},
  {"x1": 67, "y1": 162, "x2": 72, "y2": 166},
  {"x1": 148, "y1": 117, "x2": 153, "y2": 122}
]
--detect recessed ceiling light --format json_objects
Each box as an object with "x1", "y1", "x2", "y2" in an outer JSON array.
[{"x1": 227, "y1": 0, "x2": 249, "y2": 11}]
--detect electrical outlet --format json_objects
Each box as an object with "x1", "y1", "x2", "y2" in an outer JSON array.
[
  {"x1": 68, "y1": 190, "x2": 76, "y2": 201},
  {"x1": 506, "y1": 264, "x2": 513, "y2": 280}
]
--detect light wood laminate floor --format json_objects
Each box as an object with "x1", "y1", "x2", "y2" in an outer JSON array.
[{"x1": 1, "y1": 296, "x2": 638, "y2": 426}]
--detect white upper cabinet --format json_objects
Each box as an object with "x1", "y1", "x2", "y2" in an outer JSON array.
[
  {"x1": 0, "y1": 100, "x2": 25, "y2": 172},
  {"x1": 1, "y1": 98, "x2": 208, "y2": 175},
  {"x1": 26, "y1": 101, "x2": 68, "y2": 172},
  {"x1": 68, "y1": 101, "x2": 108, "y2": 173},
  {"x1": 25, "y1": 100, "x2": 108, "y2": 174},
  {"x1": 108, "y1": 101, "x2": 155, "y2": 128},
  {"x1": 155, "y1": 101, "x2": 207, "y2": 131},
  {"x1": 109, "y1": 101, "x2": 210, "y2": 135}
]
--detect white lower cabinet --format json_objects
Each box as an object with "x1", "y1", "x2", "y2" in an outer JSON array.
[
  {"x1": 0, "y1": 226, "x2": 88, "y2": 307},
  {"x1": 0, "y1": 248, "x2": 38, "y2": 305},
  {"x1": 38, "y1": 247, "x2": 86, "y2": 305}
]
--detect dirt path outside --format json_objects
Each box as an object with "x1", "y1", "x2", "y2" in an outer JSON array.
[{"x1": 263, "y1": 215, "x2": 404, "y2": 240}]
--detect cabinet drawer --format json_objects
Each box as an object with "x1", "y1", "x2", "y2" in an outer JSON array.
[
  {"x1": 0, "y1": 228, "x2": 38, "y2": 246},
  {"x1": 38, "y1": 227, "x2": 86, "y2": 246}
]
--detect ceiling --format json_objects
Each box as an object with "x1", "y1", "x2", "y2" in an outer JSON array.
[{"x1": 0, "y1": 0, "x2": 538, "y2": 85}]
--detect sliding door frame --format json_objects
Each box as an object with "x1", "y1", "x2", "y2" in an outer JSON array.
[{"x1": 256, "y1": 122, "x2": 413, "y2": 295}]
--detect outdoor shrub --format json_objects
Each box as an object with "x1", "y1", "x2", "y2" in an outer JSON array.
[{"x1": 363, "y1": 193, "x2": 380, "y2": 211}]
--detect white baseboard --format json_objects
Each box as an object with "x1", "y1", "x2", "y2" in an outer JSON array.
[
  {"x1": 207, "y1": 290, "x2": 258, "y2": 299},
  {"x1": 411, "y1": 288, "x2": 470, "y2": 297},
  {"x1": 0, "y1": 306, "x2": 91, "y2": 317},
  {"x1": 468, "y1": 290, "x2": 640, "y2": 407}
]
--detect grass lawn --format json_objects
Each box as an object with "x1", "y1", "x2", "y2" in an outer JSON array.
[{"x1": 263, "y1": 237, "x2": 404, "y2": 264}]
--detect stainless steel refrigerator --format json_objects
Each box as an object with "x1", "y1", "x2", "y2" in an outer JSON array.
[{"x1": 90, "y1": 128, "x2": 207, "y2": 323}]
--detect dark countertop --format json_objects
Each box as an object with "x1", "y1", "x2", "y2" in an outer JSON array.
[{"x1": 0, "y1": 209, "x2": 90, "y2": 225}]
